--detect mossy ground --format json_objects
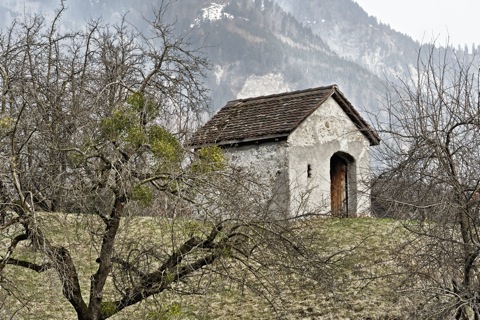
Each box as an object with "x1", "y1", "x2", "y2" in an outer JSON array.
[{"x1": 1, "y1": 214, "x2": 416, "y2": 319}]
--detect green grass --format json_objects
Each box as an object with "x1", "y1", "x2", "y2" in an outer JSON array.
[{"x1": 1, "y1": 214, "x2": 415, "y2": 320}]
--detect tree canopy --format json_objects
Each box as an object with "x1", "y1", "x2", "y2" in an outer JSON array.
[
  {"x1": 0, "y1": 3, "x2": 329, "y2": 319},
  {"x1": 373, "y1": 45, "x2": 480, "y2": 319}
]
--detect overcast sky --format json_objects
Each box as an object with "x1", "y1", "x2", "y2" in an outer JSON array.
[{"x1": 354, "y1": 0, "x2": 479, "y2": 48}]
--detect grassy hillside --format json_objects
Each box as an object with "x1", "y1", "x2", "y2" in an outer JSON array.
[{"x1": 1, "y1": 214, "x2": 416, "y2": 319}]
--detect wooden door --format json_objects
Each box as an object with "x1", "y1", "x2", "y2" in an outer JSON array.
[{"x1": 330, "y1": 155, "x2": 348, "y2": 216}]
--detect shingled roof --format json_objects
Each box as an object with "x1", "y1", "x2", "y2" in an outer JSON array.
[{"x1": 189, "y1": 85, "x2": 380, "y2": 147}]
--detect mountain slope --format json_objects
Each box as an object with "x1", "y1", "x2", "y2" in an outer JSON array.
[
  {"x1": 0, "y1": 0, "x2": 433, "y2": 115},
  {"x1": 274, "y1": 0, "x2": 420, "y2": 78},
  {"x1": 170, "y1": 0, "x2": 385, "y2": 112}
]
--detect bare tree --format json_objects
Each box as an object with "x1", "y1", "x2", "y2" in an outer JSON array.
[
  {"x1": 373, "y1": 44, "x2": 480, "y2": 318},
  {"x1": 0, "y1": 3, "x2": 331, "y2": 319}
]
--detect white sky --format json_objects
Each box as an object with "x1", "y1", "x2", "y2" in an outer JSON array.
[{"x1": 354, "y1": 0, "x2": 479, "y2": 48}]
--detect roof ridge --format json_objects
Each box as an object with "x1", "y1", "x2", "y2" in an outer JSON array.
[
  {"x1": 231, "y1": 84, "x2": 337, "y2": 104},
  {"x1": 189, "y1": 84, "x2": 380, "y2": 147}
]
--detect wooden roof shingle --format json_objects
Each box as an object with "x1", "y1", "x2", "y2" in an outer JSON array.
[{"x1": 189, "y1": 85, "x2": 380, "y2": 147}]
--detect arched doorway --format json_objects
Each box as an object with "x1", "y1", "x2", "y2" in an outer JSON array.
[{"x1": 330, "y1": 152, "x2": 356, "y2": 217}]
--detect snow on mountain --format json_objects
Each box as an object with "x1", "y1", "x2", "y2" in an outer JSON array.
[
  {"x1": 213, "y1": 65, "x2": 225, "y2": 85},
  {"x1": 192, "y1": 3, "x2": 234, "y2": 27},
  {"x1": 202, "y1": 3, "x2": 233, "y2": 21}
]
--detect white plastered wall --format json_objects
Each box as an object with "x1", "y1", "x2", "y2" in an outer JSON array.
[{"x1": 287, "y1": 96, "x2": 372, "y2": 216}]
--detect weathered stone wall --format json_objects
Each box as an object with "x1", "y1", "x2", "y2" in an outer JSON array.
[
  {"x1": 222, "y1": 141, "x2": 290, "y2": 215},
  {"x1": 287, "y1": 96, "x2": 372, "y2": 216}
]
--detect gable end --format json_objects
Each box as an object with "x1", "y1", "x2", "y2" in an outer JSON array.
[{"x1": 189, "y1": 85, "x2": 380, "y2": 148}]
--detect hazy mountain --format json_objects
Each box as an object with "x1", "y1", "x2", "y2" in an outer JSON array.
[
  {"x1": 274, "y1": 0, "x2": 420, "y2": 77},
  {"x1": 3, "y1": 0, "x2": 474, "y2": 116},
  {"x1": 168, "y1": 0, "x2": 386, "y2": 112}
]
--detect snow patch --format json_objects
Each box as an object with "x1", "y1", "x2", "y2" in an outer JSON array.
[
  {"x1": 192, "y1": 3, "x2": 234, "y2": 27},
  {"x1": 213, "y1": 65, "x2": 224, "y2": 85},
  {"x1": 202, "y1": 3, "x2": 233, "y2": 21},
  {"x1": 237, "y1": 73, "x2": 291, "y2": 99}
]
